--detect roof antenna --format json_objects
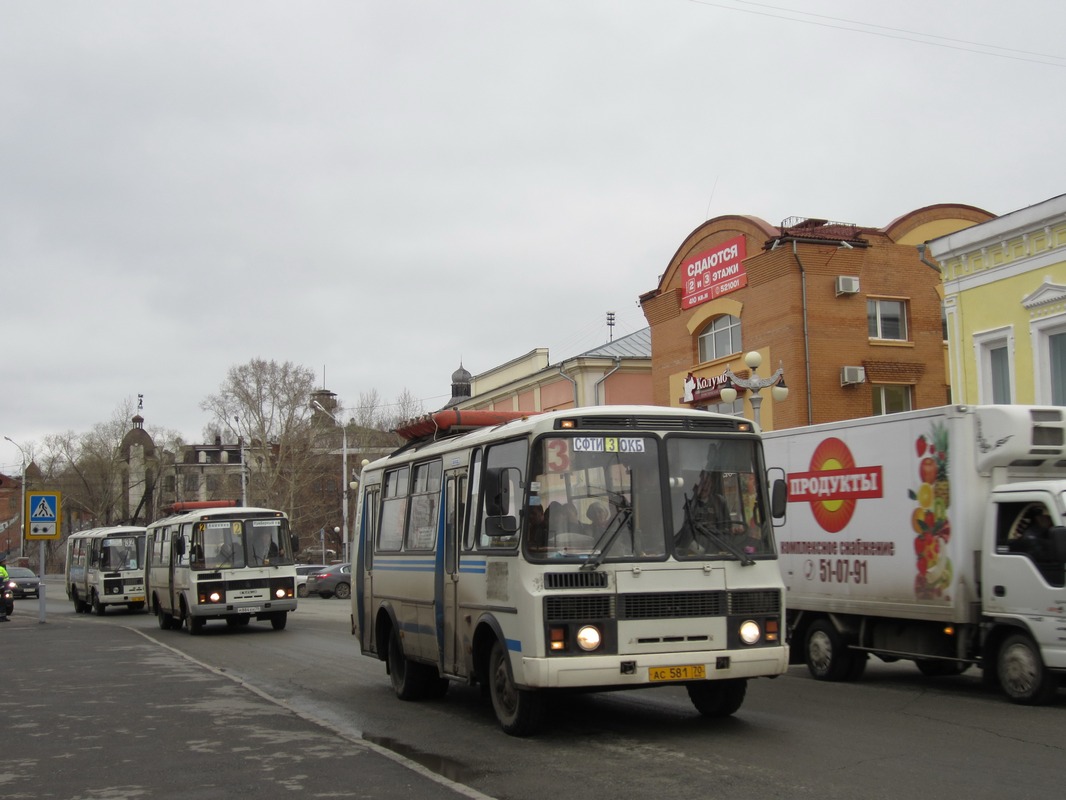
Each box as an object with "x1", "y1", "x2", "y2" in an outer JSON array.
[{"x1": 607, "y1": 311, "x2": 616, "y2": 342}]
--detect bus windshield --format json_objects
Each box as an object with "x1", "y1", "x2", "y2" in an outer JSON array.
[
  {"x1": 523, "y1": 433, "x2": 774, "y2": 563},
  {"x1": 525, "y1": 433, "x2": 665, "y2": 561},
  {"x1": 195, "y1": 517, "x2": 293, "y2": 569},
  {"x1": 666, "y1": 436, "x2": 775, "y2": 561},
  {"x1": 100, "y1": 536, "x2": 144, "y2": 571}
]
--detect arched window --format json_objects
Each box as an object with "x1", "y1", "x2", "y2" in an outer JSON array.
[{"x1": 697, "y1": 315, "x2": 742, "y2": 363}]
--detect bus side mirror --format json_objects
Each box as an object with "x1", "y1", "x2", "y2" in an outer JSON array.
[
  {"x1": 485, "y1": 515, "x2": 519, "y2": 537},
  {"x1": 290, "y1": 533, "x2": 300, "y2": 554},
  {"x1": 485, "y1": 467, "x2": 519, "y2": 516}
]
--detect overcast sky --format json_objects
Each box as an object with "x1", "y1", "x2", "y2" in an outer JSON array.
[{"x1": 2, "y1": 0, "x2": 1063, "y2": 472}]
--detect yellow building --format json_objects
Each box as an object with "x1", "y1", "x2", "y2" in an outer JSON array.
[{"x1": 925, "y1": 194, "x2": 1066, "y2": 405}]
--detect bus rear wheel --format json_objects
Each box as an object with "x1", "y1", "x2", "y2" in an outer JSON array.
[
  {"x1": 488, "y1": 639, "x2": 545, "y2": 737},
  {"x1": 157, "y1": 605, "x2": 176, "y2": 630},
  {"x1": 387, "y1": 628, "x2": 446, "y2": 700},
  {"x1": 687, "y1": 679, "x2": 747, "y2": 717}
]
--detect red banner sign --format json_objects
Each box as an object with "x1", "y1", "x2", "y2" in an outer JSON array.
[{"x1": 681, "y1": 235, "x2": 748, "y2": 309}]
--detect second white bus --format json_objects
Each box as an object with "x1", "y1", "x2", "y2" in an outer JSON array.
[
  {"x1": 145, "y1": 502, "x2": 298, "y2": 634},
  {"x1": 351, "y1": 406, "x2": 788, "y2": 735}
]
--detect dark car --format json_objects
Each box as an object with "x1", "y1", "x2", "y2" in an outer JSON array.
[
  {"x1": 295, "y1": 564, "x2": 328, "y2": 598},
  {"x1": 305, "y1": 563, "x2": 351, "y2": 599},
  {"x1": 6, "y1": 567, "x2": 40, "y2": 599}
]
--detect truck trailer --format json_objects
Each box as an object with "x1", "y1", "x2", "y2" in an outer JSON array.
[{"x1": 763, "y1": 404, "x2": 1066, "y2": 704}]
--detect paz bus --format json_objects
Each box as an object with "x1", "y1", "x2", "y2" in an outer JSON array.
[
  {"x1": 145, "y1": 501, "x2": 298, "y2": 634},
  {"x1": 65, "y1": 525, "x2": 148, "y2": 614},
  {"x1": 350, "y1": 405, "x2": 788, "y2": 735}
]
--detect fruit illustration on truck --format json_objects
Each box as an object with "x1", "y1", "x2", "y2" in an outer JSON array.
[{"x1": 763, "y1": 405, "x2": 1066, "y2": 705}]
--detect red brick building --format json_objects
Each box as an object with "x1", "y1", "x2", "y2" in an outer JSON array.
[{"x1": 639, "y1": 205, "x2": 994, "y2": 430}]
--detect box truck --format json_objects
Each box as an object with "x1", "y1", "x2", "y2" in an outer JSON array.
[{"x1": 763, "y1": 405, "x2": 1066, "y2": 704}]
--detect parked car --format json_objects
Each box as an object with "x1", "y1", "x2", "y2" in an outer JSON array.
[
  {"x1": 6, "y1": 567, "x2": 40, "y2": 599},
  {"x1": 305, "y1": 564, "x2": 351, "y2": 599},
  {"x1": 295, "y1": 564, "x2": 328, "y2": 598}
]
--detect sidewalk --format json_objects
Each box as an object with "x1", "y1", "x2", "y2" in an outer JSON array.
[{"x1": 1, "y1": 596, "x2": 492, "y2": 800}]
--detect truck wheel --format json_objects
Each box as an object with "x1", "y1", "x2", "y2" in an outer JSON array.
[
  {"x1": 805, "y1": 619, "x2": 858, "y2": 681},
  {"x1": 687, "y1": 679, "x2": 747, "y2": 717},
  {"x1": 489, "y1": 639, "x2": 545, "y2": 736},
  {"x1": 997, "y1": 633, "x2": 1059, "y2": 705}
]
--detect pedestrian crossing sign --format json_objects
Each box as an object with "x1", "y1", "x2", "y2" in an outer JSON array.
[{"x1": 25, "y1": 491, "x2": 62, "y2": 540}]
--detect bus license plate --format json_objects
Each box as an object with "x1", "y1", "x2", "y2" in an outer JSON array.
[
  {"x1": 649, "y1": 664, "x2": 706, "y2": 682},
  {"x1": 242, "y1": 607, "x2": 261, "y2": 613},
  {"x1": 131, "y1": 596, "x2": 145, "y2": 603}
]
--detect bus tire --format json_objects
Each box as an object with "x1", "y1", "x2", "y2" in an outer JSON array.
[
  {"x1": 997, "y1": 633, "x2": 1059, "y2": 705},
  {"x1": 271, "y1": 612, "x2": 288, "y2": 630},
  {"x1": 182, "y1": 603, "x2": 204, "y2": 636},
  {"x1": 387, "y1": 628, "x2": 433, "y2": 700},
  {"x1": 687, "y1": 679, "x2": 747, "y2": 718},
  {"x1": 805, "y1": 619, "x2": 857, "y2": 682},
  {"x1": 91, "y1": 591, "x2": 106, "y2": 616},
  {"x1": 128, "y1": 602, "x2": 145, "y2": 613},
  {"x1": 72, "y1": 589, "x2": 87, "y2": 614},
  {"x1": 157, "y1": 605, "x2": 176, "y2": 630},
  {"x1": 489, "y1": 639, "x2": 545, "y2": 737}
]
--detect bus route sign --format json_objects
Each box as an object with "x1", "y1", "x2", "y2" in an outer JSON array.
[{"x1": 25, "y1": 491, "x2": 62, "y2": 540}]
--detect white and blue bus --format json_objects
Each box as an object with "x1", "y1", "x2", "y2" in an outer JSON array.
[
  {"x1": 65, "y1": 525, "x2": 148, "y2": 614},
  {"x1": 145, "y1": 502, "x2": 297, "y2": 634},
  {"x1": 351, "y1": 406, "x2": 788, "y2": 735}
]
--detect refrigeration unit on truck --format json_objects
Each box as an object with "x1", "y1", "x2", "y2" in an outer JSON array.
[{"x1": 763, "y1": 404, "x2": 1066, "y2": 704}]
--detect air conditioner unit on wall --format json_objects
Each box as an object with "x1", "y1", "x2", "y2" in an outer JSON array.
[
  {"x1": 841, "y1": 366, "x2": 866, "y2": 386},
  {"x1": 835, "y1": 275, "x2": 860, "y2": 296}
]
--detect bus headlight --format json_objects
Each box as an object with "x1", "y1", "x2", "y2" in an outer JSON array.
[
  {"x1": 739, "y1": 620, "x2": 762, "y2": 645},
  {"x1": 208, "y1": 591, "x2": 223, "y2": 603},
  {"x1": 275, "y1": 587, "x2": 288, "y2": 599},
  {"x1": 576, "y1": 625, "x2": 602, "y2": 652}
]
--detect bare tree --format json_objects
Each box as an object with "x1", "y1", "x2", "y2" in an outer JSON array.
[
  {"x1": 385, "y1": 388, "x2": 426, "y2": 431},
  {"x1": 200, "y1": 359, "x2": 320, "y2": 531}
]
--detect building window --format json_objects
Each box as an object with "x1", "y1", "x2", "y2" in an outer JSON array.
[
  {"x1": 1030, "y1": 305, "x2": 1066, "y2": 406},
  {"x1": 872, "y1": 385, "x2": 912, "y2": 415},
  {"x1": 698, "y1": 315, "x2": 742, "y2": 363},
  {"x1": 706, "y1": 398, "x2": 744, "y2": 417},
  {"x1": 974, "y1": 327, "x2": 1014, "y2": 405},
  {"x1": 868, "y1": 299, "x2": 908, "y2": 341}
]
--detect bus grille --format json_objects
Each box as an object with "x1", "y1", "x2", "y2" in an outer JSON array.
[
  {"x1": 545, "y1": 589, "x2": 780, "y2": 622},
  {"x1": 545, "y1": 595, "x2": 615, "y2": 620},
  {"x1": 545, "y1": 571, "x2": 609, "y2": 590},
  {"x1": 728, "y1": 589, "x2": 781, "y2": 615}
]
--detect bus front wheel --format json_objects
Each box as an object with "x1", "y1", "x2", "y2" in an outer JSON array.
[
  {"x1": 488, "y1": 640, "x2": 545, "y2": 737},
  {"x1": 91, "y1": 591, "x2": 106, "y2": 616},
  {"x1": 687, "y1": 679, "x2": 747, "y2": 717},
  {"x1": 271, "y1": 612, "x2": 288, "y2": 630}
]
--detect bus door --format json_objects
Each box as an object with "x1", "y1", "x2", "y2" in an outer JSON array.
[
  {"x1": 443, "y1": 469, "x2": 468, "y2": 675},
  {"x1": 357, "y1": 485, "x2": 380, "y2": 650}
]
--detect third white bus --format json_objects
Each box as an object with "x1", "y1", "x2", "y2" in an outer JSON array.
[{"x1": 351, "y1": 405, "x2": 789, "y2": 735}]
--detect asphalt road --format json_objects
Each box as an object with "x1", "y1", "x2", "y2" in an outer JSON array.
[{"x1": 9, "y1": 578, "x2": 1066, "y2": 800}]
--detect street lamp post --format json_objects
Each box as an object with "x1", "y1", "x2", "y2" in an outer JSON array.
[
  {"x1": 234, "y1": 416, "x2": 248, "y2": 506},
  {"x1": 719, "y1": 351, "x2": 788, "y2": 429},
  {"x1": 4, "y1": 436, "x2": 27, "y2": 559},
  {"x1": 312, "y1": 401, "x2": 349, "y2": 563}
]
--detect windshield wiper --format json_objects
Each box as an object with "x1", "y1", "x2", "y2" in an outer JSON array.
[
  {"x1": 580, "y1": 507, "x2": 633, "y2": 571},
  {"x1": 681, "y1": 493, "x2": 754, "y2": 566}
]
